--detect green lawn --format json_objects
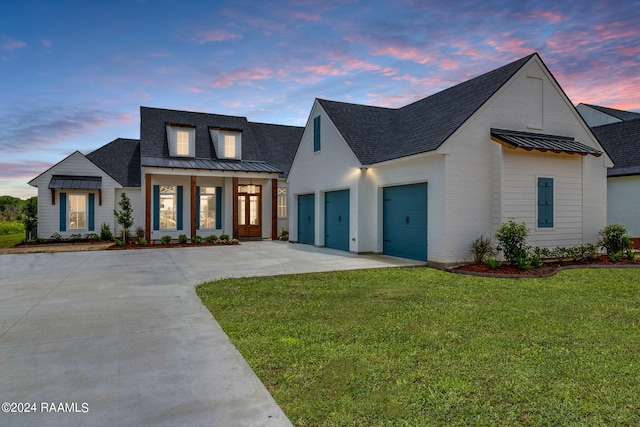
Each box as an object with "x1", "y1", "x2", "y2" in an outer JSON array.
[
  {"x1": 0, "y1": 233, "x2": 23, "y2": 247},
  {"x1": 197, "y1": 267, "x2": 640, "y2": 426}
]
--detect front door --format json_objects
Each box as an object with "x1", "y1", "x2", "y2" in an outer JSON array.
[{"x1": 237, "y1": 184, "x2": 261, "y2": 238}]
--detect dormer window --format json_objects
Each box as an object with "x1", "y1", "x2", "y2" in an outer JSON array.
[
  {"x1": 210, "y1": 129, "x2": 242, "y2": 160},
  {"x1": 167, "y1": 125, "x2": 195, "y2": 157}
]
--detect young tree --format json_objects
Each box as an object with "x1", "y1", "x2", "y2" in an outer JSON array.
[
  {"x1": 22, "y1": 196, "x2": 38, "y2": 240},
  {"x1": 114, "y1": 193, "x2": 134, "y2": 243}
]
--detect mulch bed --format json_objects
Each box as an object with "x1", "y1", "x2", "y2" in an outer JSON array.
[
  {"x1": 452, "y1": 255, "x2": 640, "y2": 278},
  {"x1": 106, "y1": 241, "x2": 240, "y2": 250}
]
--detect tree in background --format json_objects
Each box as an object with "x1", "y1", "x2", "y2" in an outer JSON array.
[
  {"x1": 22, "y1": 197, "x2": 38, "y2": 240},
  {"x1": 0, "y1": 195, "x2": 24, "y2": 221},
  {"x1": 114, "y1": 193, "x2": 134, "y2": 243}
]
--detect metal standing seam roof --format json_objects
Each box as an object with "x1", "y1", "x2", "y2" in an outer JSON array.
[
  {"x1": 140, "y1": 156, "x2": 282, "y2": 173},
  {"x1": 48, "y1": 175, "x2": 102, "y2": 189},
  {"x1": 490, "y1": 129, "x2": 603, "y2": 157}
]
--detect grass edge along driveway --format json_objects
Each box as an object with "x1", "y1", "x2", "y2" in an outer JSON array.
[{"x1": 197, "y1": 267, "x2": 640, "y2": 427}]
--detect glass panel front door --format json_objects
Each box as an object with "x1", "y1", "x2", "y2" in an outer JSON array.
[{"x1": 237, "y1": 185, "x2": 261, "y2": 237}]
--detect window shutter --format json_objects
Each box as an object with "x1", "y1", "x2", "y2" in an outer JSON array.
[
  {"x1": 88, "y1": 193, "x2": 95, "y2": 231},
  {"x1": 313, "y1": 116, "x2": 321, "y2": 152},
  {"x1": 537, "y1": 178, "x2": 554, "y2": 228},
  {"x1": 153, "y1": 185, "x2": 160, "y2": 230},
  {"x1": 196, "y1": 186, "x2": 201, "y2": 230},
  {"x1": 59, "y1": 192, "x2": 67, "y2": 232},
  {"x1": 177, "y1": 185, "x2": 183, "y2": 230},
  {"x1": 215, "y1": 187, "x2": 222, "y2": 229}
]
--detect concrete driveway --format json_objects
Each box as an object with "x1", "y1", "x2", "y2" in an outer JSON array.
[{"x1": 0, "y1": 241, "x2": 420, "y2": 427}]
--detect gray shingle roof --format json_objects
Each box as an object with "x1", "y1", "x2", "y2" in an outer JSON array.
[
  {"x1": 591, "y1": 118, "x2": 640, "y2": 176},
  {"x1": 139, "y1": 107, "x2": 303, "y2": 177},
  {"x1": 491, "y1": 128, "x2": 603, "y2": 157},
  {"x1": 319, "y1": 53, "x2": 536, "y2": 165},
  {"x1": 582, "y1": 104, "x2": 640, "y2": 122},
  {"x1": 86, "y1": 138, "x2": 141, "y2": 187}
]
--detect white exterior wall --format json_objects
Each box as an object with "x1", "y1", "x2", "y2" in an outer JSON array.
[
  {"x1": 437, "y1": 55, "x2": 610, "y2": 263},
  {"x1": 287, "y1": 101, "x2": 363, "y2": 250},
  {"x1": 608, "y1": 176, "x2": 640, "y2": 236},
  {"x1": 114, "y1": 188, "x2": 142, "y2": 236},
  {"x1": 30, "y1": 152, "x2": 121, "y2": 238}
]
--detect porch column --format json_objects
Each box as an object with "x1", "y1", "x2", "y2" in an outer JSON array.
[
  {"x1": 190, "y1": 175, "x2": 197, "y2": 238},
  {"x1": 272, "y1": 178, "x2": 278, "y2": 240},
  {"x1": 145, "y1": 173, "x2": 152, "y2": 242},
  {"x1": 232, "y1": 177, "x2": 239, "y2": 239}
]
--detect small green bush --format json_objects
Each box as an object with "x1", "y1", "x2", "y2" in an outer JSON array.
[
  {"x1": 599, "y1": 224, "x2": 631, "y2": 255},
  {"x1": 160, "y1": 235, "x2": 172, "y2": 244},
  {"x1": 530, "y1": 254, "x2": 543, "y2": 268},
  {"x1": 51, "y1": 232, "x2": 62, "y2": 241},
  {"x1": 471, "y1": 235, "x2": 495, "y2": 264},
  {"x1": 100, "y1": 223, "x2": 113, "y2": 240},
  {"x1": 114, "y1": 239, "x2": 125, "y2": 247},
  {"x1": 484, "y1": 256, "x2": 501, "y2": 270},
  {"x1": 138, "y1": 237, "x2": 147, "y2": 246},
  {"x1": 69, "y1": 233, "x2": 82, "y2": 240},
  {"x1": 135, "y1": 226, "x2": 145, "y2": 240},
  {"x1": 495, "y1": 220, "x2": 530, "y2": 265},
  {"x1": 178, "y1": 234, "x2": 188, "y2": 244},
  {"x1": 219, "y1": 234, "x2": 230, "y2": 241},
  {"x1": 192, "y1": 235, "x2": 203, "y2": 244},
  {"x1": 516, "y1": 257, "x2": 531, "y2": 270},
  {"x1": 626, "y1": 249, "x2": 636, "y2": 261},
  {"x1": 609, "y1": 252, "x2": 622, "y2": 262},
  {"x1": 205, "y1": 234, "x2": 219, "y2": 243},
  {"x1": 84, "y1": 233, "x2": 100, "y2": 240}
]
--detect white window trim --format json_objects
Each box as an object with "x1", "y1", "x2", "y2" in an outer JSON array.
[
  {"x1": 160, "y1": 185, "x2": 177, "y2": 230},
  {"x1": 218, "y1": 130, "x2": 242, "y2": 159},
  {"x1": 68, "y1": 194, "x2": 87, "y2": 230},
  {"x1": 277, "y1": 187, "x2": 287, "y2": 218},
  {"x1": 199, "y1": 187, "x2": 217, "y2": 229}
]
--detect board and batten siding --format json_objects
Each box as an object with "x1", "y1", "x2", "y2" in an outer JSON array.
[
  {"x1": 32, "y1": 152, "x2": 122, "y2": 238},
  {"x1": 502, "y1": 150, "x2": 583, "y2": 248}
]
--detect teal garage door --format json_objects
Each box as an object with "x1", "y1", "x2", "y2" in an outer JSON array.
[
  {"x1": 324, "y1": 190, "x2": 350, "y2": 251},
  {"x1": 297, "y1": 194, "x2": 315, "y2": 245},
  {"x1": 383, "y1": 183, "x2": 427, "y2": 261}
]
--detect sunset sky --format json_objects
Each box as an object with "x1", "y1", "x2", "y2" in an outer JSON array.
[{"x1": 1, "y1": 0, "x2": 639, "y2": 198}]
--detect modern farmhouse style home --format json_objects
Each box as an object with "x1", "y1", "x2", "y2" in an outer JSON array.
[
  {"x1": 287, "y1": 53, "x2": 612, "y2": 265},
  {"x1": 29, "y1": 108, "x2": 303, "y2": 242},
  {"x1": 30, "y1": 53, "x2": 614, "y2": 265}
]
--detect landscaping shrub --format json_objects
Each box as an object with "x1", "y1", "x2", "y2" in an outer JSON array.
[
  {"x1": 192, "y1": 235, "x2": 203, "y2": 244},
  {"x1": 178, "y1": 234, "x2": 188, "y2": 244},
  {"x1": 626, "y1": 249, "x2": 636, "y2": 261},
  {"x1": 138, "y1": 237, "x2": 147, "y2": 246},
  {"x1": 85, "y1": 233, "x2": 100, "y2": 240},
  {"x1": 135, "y1": 226, "x2": 145, "y2": 240},
  {"x1": 219, "y1": 234, "x2": 230, "y2": 241},
  {"x1": 471, "y1": 235, "x2": 495, "y2": 264},
  {"x1": 495, "y1": 219, "x2": 530, "y2": 265},
  {"x1": 599, "y1": 224, "x2": 631, "y2": 255},
  {"x1": 484, "y1": 256, "x2": 501, "y2": 270},
  {"x1": 205, "y1": 234, "x2": 218, "y2": 243},
  {"x1": 51, "y1": 232, "x2": 62, "y2": 241},
  {"x1": 160, "y1": 235, "x2": 172, "y2": 244},
  {"x1": 100, "y1": 223, "x2": 113, "y2": 240}
]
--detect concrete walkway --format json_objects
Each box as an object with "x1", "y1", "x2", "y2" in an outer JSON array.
[{"x1": 0, "y1": 241, "x2": 421, "y2": 427}]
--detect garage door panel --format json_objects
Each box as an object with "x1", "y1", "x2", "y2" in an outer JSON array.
[
  {"x1": 297, "y1": 194, "x2": 315, "y2": 245},
  {"x1": 325, "y1": 190, "x2": 349, "y2": 251},
  {"x1": 383, "y1": 183, "x2": 427, "y2": 261}
]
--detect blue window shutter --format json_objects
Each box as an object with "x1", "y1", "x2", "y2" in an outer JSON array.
[
  {"x1": 59, "y1": 192, "x2": 67, "y2": 232},
  {"x1": 153, "y1": 185, "x2": 160, "y2": 230},
  {"x1": 313, "y1": 116, "x2": 321, "y2": 152},
  {"x1": 177, "y1": 185, "x2": 183, "y2": 230},
  {"x1": 215, "y1": 187, "x2": 222, "y2": 229},
  {"x1": 537, "y1": 178, "x2": 554, "y2": 228},
  {"x1": 196, "y1": 186, "x2": 200, "y2": 230},
  {"x1": 88, "y1": 193, "x2": 95, "y2": 231}
]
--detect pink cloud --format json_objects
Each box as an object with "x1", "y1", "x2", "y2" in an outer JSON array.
[
  {"x1": 210, "y1": 66, "x2": 273, "y2": 87},
  {"x1": 2, "y1": 37, "x2": 27, "y2": 51},
  {"x1": 372, "y1": 45, "x2": 433, "y2": 64},
  {"x1": 291, "y1": 11, "x2": 321, "y2": 21},
  {"x1": 193, "y1": 29, "x2": 242, "y2": 44},
  {"x1": 0, "y1": 161, "x2": 55, "y2": 179},
  {"x1": 303, "y1": 63, "x2": 346, "y2": 76},
  {"x1": 527, "y1": 10, "x2": 567, "y2": 23}
]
